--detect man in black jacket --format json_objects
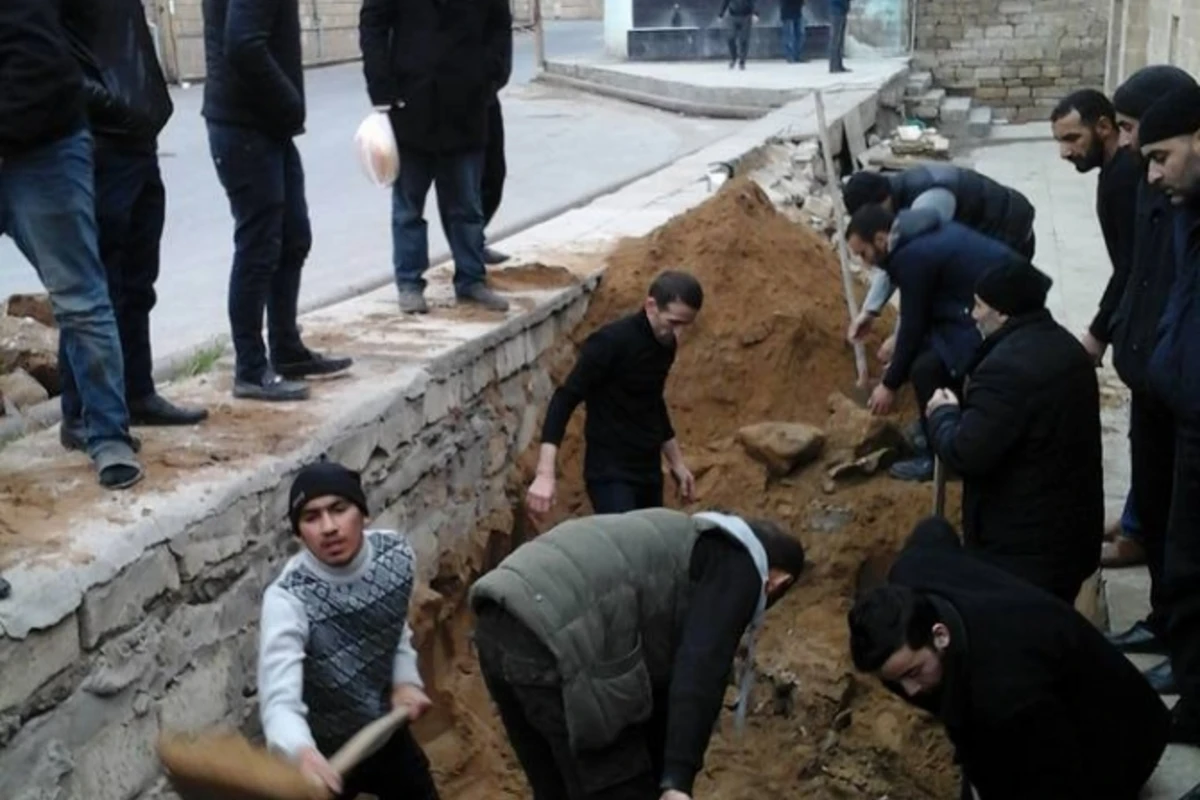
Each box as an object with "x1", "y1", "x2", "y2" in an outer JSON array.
[
  {"x1": 717, "y1": 0, "x2": 757, "y2": 70},
  {"x1": 59, "y1": 0, "x2": 208, "y2": 448},
  {"x1": 1105, "y1": 66, "x2": 1198, "y2": 689},
  {"x1": 525, "y1": 271, "x2": 701, "y2": 516},
  {"x1": 360, "y1": 0, "x2": 514, "y2": 315},
  {"x1": 0, "y1": 0, "x2": 143, "y2": 490},
  {"x1": 926, "y1": 260, "x2": 1103, "y2": 603},
  {"x1": 849, "y1": 516, "x2": 1169, "y2": 800},
  {"x1": 202, "y1": 0, "x2": 352, "y2": 403},
  {"x1": 471, "y1": 508, "x2": 806, "y2": 800}
]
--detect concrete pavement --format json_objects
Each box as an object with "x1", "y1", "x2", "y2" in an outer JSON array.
[
  {"x1": 0, "y1": 22, "x2": 738, "y2": 364},
  {"x1": 970, "y1": 125, "x2": 1200, "y2": 799}
]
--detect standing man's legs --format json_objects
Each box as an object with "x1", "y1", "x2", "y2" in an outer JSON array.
[
  {"x1": 1163, "y1": 423, "x2": 1200, "y2": 742},
  {"x1": 393, "y1": 148, "x2": 438, "y2": 314},
  {"x1": 829, "y1": 11, "x2": 848, "y2": 72},
  {"x1": 481, "y1": 98, "x2": 509, "y2": 265},
  {"x1": 434, "y1": 150, "x2": 508, "y2": 311},
  {"x1": 726, "y1": 16, "x2": 739, "y2": 67},
  {"x1": 889, "y1": 348, "x2": 954, "y2": 482},
  {"x1": 0, "y1": 129, "x2": 142, "y2": 488},
  {"x1": 734, "y1": 16, "x2": 751, "y2": 68},
  {"x1": 587, "y1": 480, "x2": 664, "y2": 514},
  {"x1": 780, "y1": 18, "x2": 797, "y2": 62}
]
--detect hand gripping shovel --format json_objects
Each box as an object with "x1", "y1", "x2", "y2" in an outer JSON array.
[{"x1": 158, "y1": 707, "x2": 410, "y2": 800}]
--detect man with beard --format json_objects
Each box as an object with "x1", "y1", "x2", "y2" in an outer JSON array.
[
  {"x1": 926, "y1": 259, "x2": 1103, "y2": 603},
  {"x1": 849, "y1": 516, "x2": 1169, "y2": 800},
  {"x1": 471, "y1": 508, "x2": 807, "y2": 800},
  {"x1": 1050, "y1": 88, "x2": 1144, "y2": 570},
  {"x1": 1105, "y1": 66, "x2": 1198, "y2": 696},
  {"x1": 1140, "y1": 87, "x2": 1200, "y2": 760},
  {"x1": 525, "y1": 271, "x2": 701, "y2": 516}
]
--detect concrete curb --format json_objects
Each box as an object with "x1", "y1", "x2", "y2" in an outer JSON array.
[{"x1": 535, "y1": 71, "x2": 772, "y2": 119}]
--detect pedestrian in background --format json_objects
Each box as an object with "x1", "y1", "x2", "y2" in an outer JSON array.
[
  {"x1": 717, "y1": 0, "x2": 757, "y2": 71},
  {"x1": 780, "y1": 0, "x2": 805, "y2": 63},
  {"x1": 828, "y1": 0, "x2": 850, "y2": 73}
]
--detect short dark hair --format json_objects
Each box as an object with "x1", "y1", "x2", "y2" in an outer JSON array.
[
  {"x1": 843, "y1": 172, "x2": 892, "y2": 215},
  {"x1": 846, "y1": 203, "x2": 895, "y2": 241},
  {"x1": 1051, "y1": 89, "x2": 1117, "y2": 127},
  {"x1": 648, "y1": 270, "x2": 704, "y2": 311},
  {"x1": 847, "y1": 584, "x2": 940, "y2": 672},
  {"x1": 747, "y1": 518, "x2": 806, "y2": 577}
]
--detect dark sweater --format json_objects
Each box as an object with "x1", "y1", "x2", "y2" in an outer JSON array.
[
  {"x1": 1149, "y1": 205, "x2": 1200, "y2": 426},
  {"x1": 0, "y1": 0, "x2": 90, "y2": 158},
  {"x1": 541, "y1": 311, "x2": 677, "y2": 485},
  {"x1": 1090, "y1": 146, "x2": 1141, "y2": 342},
  {"x1": 662, "y1": 532, "x2": 761, "y2": 794},
  {"x1": 201, "y1": 0, "x2": 305, "y2": 139}
]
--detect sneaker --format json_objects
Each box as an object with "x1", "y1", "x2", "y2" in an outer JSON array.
[
  {"x1": 233, "y1": 370, "x2": 310, "y2": 402},
  {"x1": 888, "y1": 455, "x2": 934, "y2": 482},
  {"x1": 398, "y1": 289, "x2": 429, "y2": 314},
  {"x1": 483, "y1": 246, "x2": 511, "y2": 265},
  {"x1": 738, "y1": 61, "x2": 746, "y2": 70},
  {"x1": 274, "y1": 349, "x2": 353, "y2": 379},
  {"x1": 1144, "y1": 659, "x2": 1178, "y2": 695},
  {"x1": 457, "y1": 283, "x2": 510, "y2": 312}
]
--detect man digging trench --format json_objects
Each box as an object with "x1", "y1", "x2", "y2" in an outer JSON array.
[{"x1": 469, "y1": 508, "x2": 807, "y2": 800}]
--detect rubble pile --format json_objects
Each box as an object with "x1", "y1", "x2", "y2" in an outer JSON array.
[{"x1": 0, "y1": 293, "x2": 59, "y2": 417}]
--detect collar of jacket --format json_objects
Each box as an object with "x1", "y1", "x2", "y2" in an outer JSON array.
[
  {"x1": 928, "y1": 593, "x2": 971, "y2": 730},
  {"x1": 965, "y1": 308, "x2": 1053, "y2": 374}
]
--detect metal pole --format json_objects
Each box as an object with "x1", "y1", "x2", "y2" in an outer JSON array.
[
  {"x1": 814, "y1": 90, "x2": 869, "y2": 388},
  {"x1": 533, "y1": 0, "x2": 546, "y2": 71},
  {"x1": 932, "y1": 455, "x2": 947, "y2": 517}
]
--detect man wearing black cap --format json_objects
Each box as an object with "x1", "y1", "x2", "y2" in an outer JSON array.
[
  {"x1": 1140, "y1": 85, "x2": 1200, "y2": 753},
  {"x1": 257, "y1": 461, "x2": 440, "y2": 798},
  {"x1": 1105, "y1": 65, "x2": 1198, "y2": 689},
  {"x1": 926, "y1": 260, "x2": 1103, "y2": 603}
]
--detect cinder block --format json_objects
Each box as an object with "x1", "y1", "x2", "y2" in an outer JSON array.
[
  {"x1": 170, "y1": 496, "x2": 263, "y2": 580},
  {"x1": 66, "y1": 711, "x2": 159, "y2": 800},
  {"x1": 0, "y1": 617, "x2": 81, "y2": 713},
  {"x1": 159, "y1": 649, "x2": 237, "y2": 733},
  {"x1": 81, "y1": 548, "x2": 180, "y2": 650}
]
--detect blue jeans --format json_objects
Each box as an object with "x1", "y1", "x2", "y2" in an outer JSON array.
[
  {"x1": 1121, "y1": 489, "x2": 1142, "y2": 540},
  {"x1": 207, "y1": 123, "x2": 310, "y2": 382},
  {"x1": 0, "y1": 128, "x2": 133, "y2": 456},
  {"x1": 394, "y1": 148, "x2": 486, "y2": 295},
  {"x1": 60, "y1": 146, "x2": 166, "y2": 434},
  {"x1": 829, "y1": 11, "x2": 848, "y2": 70},
  {"x1": 781, "y1": 16, "x2": 806, "y2": 62}
]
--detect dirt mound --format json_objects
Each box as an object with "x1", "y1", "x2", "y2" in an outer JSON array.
[{"x1": 418, "y1": 177, "x2": 960, "y2": 799}]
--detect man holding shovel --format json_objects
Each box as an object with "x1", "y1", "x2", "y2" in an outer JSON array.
[{"x1": 257, "y1": 461, "x2": 440, "y2": 798}]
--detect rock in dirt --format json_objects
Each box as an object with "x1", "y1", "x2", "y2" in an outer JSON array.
[
  {"x1": 825, "y1": 391, "x2": 907, "y2": 460},
  {"x1": 737, "y1": 421, "x2": 825, "y2": 477},
  {"x1": 0, "y1": 368, "x2": 49, "y2": 411},
  {"x1": 4, "y1": 293, "x2": 55, "y2": 329},
  {"x1": 0, "y1": 316, "x2": 60, "y2": 396},
  {"x1": 827, "y1": 447, "x2": 894, "y2": 482}
]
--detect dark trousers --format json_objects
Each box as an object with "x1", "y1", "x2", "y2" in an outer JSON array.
[
  {"x1": 0, "y1": 128, "x2": 133, "y2": 456},
  {"x1": 1130, "y1": 389, "x2": 1175, "y2": 637},
  {"x1": 780, "y1": 16, "x2": 806, "y2": 62},
  {"x1": 828, "y1": 11, "x2": 848, "y2": 70},
  {"x1": 60, "y1": 145, "x2": 164, "y2": 432},
  {"x1": 207, "y1": 123, "x2": 310, "y2": 382},
  {"x1": 482, "y1": 100, "x2": 506, "y2": 227},
  {"x1": 1017, "y1": 230, "x2": 1037, "y2": 260},
  {"x1": 586, "y1": 480, "x2": 664, "y2": 514},
  {"x1": 399, "y1": 148, "x2": 486, "y2": 294},
  {"x1": 1164, "y1": 422, "x2": 1200, "y2": 724},
  {"x1": 909, "y1": 348, "x2": 962, "y2": 438},
  {"x1": 727, "y1": 15, "x2": 751, "y2": 65},
  {"x1": 336, "y1": 727, "x2": 440, "y2": 800},
  {"x1": 474, "y1": 605, "x2": 666, "y2": 800}
]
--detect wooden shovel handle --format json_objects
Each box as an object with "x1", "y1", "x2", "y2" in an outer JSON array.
[{"x1": 328, "y1": 707, "x2": 410, "y2": 778}]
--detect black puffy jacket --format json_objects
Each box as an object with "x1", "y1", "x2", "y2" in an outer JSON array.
[
  {"x1": 63, "y1": 0, "x2": 173, "y2": 149},
  {"x1": 890, "y1": 164, "x2": 1036, "y2": 254},
  {"x1": 360, "y1": 0, "x2": 512, "y2": 154}
]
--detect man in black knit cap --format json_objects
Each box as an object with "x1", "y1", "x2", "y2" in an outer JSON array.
[
  {"x1": 1105, "y1": 66, "x2": 1199, "y2": 698},
  {"x1": 1138, "y1": 85, "x2": 1200, "y2": 764},
  {"x1": 926, "y1": 260, "x2": 1103, "y2": 603}
]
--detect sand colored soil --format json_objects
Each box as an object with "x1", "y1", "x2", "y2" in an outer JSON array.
[{"x1": 412, "y1": 178, "x2": 963, "y2": 799}]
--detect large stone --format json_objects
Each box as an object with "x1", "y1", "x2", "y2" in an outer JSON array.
[
  {"x1": 736, "y1": 422, "x2": 826, "y2": 477},
  {"x1": 4, "y1": 293, "x2": 55, "y2": 329},
  {"x1": 0, "y1": 315, "x2": 59, "y2": 395},
  {"x1": 0, "y1": 616, "x2": 82, "y2": 714},
  {"x1": 0, "y1": 368, "x2": 50, "y2": 411},
  {"x1": 65, "y1": 709, "x2": 160, "y2": 800},
  {"x1": 158, "y1": 648, "x2": 236, "y2": 733},
  {"x1": 80, "y1": 547, "x2": 181, "y2": 649},
  {"x1": 824, "y1": 392, "x2": 908, "y2": 459}
]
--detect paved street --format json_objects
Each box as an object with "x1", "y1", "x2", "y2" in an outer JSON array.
[{"x1": 0, "y1": 22, "x2": 740, "y2": 362}]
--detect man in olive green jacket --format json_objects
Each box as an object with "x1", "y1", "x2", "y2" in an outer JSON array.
[{"x1": 469, "y1": 508, "x2": 807, "y2": 800}]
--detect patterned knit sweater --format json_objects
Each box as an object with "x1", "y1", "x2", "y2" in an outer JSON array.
[{"x1": 257, "y1": 530, "x2": 422, "y2": 758}]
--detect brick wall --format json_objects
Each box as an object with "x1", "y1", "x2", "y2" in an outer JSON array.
[
  {"x1": 914, "y1": 0, "x2": 1109, "y2": 123},
  {"x1": 1107, "y1": 0, "x2": 1200, "y2": 90}
]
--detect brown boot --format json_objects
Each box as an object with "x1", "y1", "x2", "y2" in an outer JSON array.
[{"x1": 1101, "y1": 536, "x2": 1147, "y2": 568}]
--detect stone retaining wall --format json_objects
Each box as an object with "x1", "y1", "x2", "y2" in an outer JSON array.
[{"x1": 0, "y1": 284, "x2": 593, "y2": 800}]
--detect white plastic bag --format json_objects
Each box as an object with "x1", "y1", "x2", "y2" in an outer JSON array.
[{"x1": 354, "y1": 111, "x2": 400, "y2": 188}]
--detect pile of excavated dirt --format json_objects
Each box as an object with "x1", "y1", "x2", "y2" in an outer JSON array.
[{"x1": 410, "y1": 177, "x2": 963, "y2": 799}]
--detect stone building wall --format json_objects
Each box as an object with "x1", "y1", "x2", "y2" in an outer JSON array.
[
  {"x1": 0, "y1": 286, "x2": 593, "y2": 800},
  {"x1": 1106, "y1": 0, "x2": 1200, "y2": 90},
  {"x1": 913, "y1": 0, "x2": 1109, "y2": 122}
]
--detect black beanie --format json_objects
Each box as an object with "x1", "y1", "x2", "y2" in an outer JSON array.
[
  {"x1": 974, "y1": 259, "x2": 1053, "y2": 317},
  {"x1": 1112, "y1": 65, "x2": 1197, "y2": 119},
  {"x1": 1138, "y1": 85, "x2": 1200, "y2": 146},
  {"x1": 288, "y1": 461, "x2": 369, "y2": 533}
]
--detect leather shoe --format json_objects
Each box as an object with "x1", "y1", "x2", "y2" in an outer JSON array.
[
  {"x1": 1107, "y1": 620, "x2": 1167, "y2": 654},
  {"x1": 483, "y1": 246, "x2": 510, "y2": 265},
  {"x1": 129, "y1": 394, "x2": 208, "y2": 426},
  {"x1": 273, "y1": 350, "x2": 353, "y2": 380},
  {"x1": 1143, "y1": 658, "x2": 1178, "y2": 695},
  {"x1": 1101, "y1": 535, "x2": 1146, "y2": 568}
]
